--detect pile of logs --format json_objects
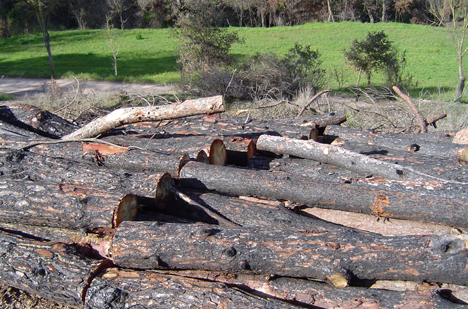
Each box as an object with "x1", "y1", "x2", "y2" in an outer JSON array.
[{"x1": 0, "y1": 96, "x2": 468, "y2": 308}]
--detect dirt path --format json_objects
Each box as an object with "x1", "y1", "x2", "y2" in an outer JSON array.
[{"x1": 0, "y1": 77, "x2": 178, "y2": 96}]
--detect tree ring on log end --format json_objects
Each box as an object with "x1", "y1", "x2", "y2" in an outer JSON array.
[{"x1": 114, "y1": 194, "x2": 138, "y2": 228}]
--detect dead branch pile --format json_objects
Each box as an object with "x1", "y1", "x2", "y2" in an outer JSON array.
[{"x1": 0, "y1": 95, "x2": 467, "y2": 308}]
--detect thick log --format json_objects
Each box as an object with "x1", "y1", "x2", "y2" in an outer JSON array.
[
  {"x1": 0, "y1": 134, "x2": 188, "y2": 177},
  {"x1": 0, "y1": 178, "x2": 138, "y2": 230},
  {"x1": 179, "y1": 161, "x2": 468, "y2": 228},
  {"x1": 157, "y1": 270, "x2": 462, "y2": 308},
  {"x1": 325, "y1": 125, "x2": 463, "y2": 159},
  {"x1": 0, "y1": 149, "x2": 174, "y2": 209},
  {"x1": 0, "y1": 230, "x2": 110, "y2": 308},
  {"x1": 62, "y1": 95, "x2": 225, "y2": 139},
  {"x1": 172, "y1": 189, "x2": 351, "y2": 232},
  {"x1": 0, "y1": 119, "x2": 43, "y2": 138},
  {"x1": 0, "y1": 104, "x2": 78, "y2": 138},
  {"x1": 256, "y1": 134, "x2": 458, "y2": 182},
  {"x1": 85, "y1": 268, "x2": 296, "y2": 309},
  {"x1": 111, "y1": 221, "x2": 468, "y2": 286}
]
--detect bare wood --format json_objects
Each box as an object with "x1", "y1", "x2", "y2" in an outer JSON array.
[
  {"x1": 0, "y1": 230, "x2": 109, "y2": 308},
  {"x1": 392, "y1": 86, "x2": 427, "y2": 133},
  {"x1": 179, "y1": 161, "x2": 468, "y2": 228},
  {"x1": 256, "y1": 134, "x2": 453, "y2": 182},
  {"x1": 426, "y1": 110, "x2": 447, "y2": 128},
  {"x1": 62, "y1": 95, "x2": 225, "y2": 140},
  {"x1": 296, "y1": 89, "x2": 330, "y2": 117},
  {"x1": 0, "y1": 178, "x2": 138, "y2": 230},
  {"x1": 111, "y1": 221, "x2": 468, "y2": 285}
]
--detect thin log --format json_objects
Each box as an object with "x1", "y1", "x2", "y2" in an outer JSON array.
[
  {"x1": 111, "y1": 221, "x2": 468, "y2": 286},
  {"x1": 62, "y1": 95, "x2": 225, "y2": 140},
  {"x1": 179, "y1": 161, "x2": 468, "y2": 228},
  {"x1": 85, "y1": 268, "x2": 295, "y2": 308},
  {"x1": 0, "y1": 178, "x2": 138, "y2": 230},
  {"x1": 0, "y1": 230, "x2": 110, "y2": 308},
  {"x1": 0, "y1": 104, "x2": 78, "y2": 138},
  {"x1": 296, "y1": 89, "x2": 330, "y2": 117},
  {"x1": 392, "y1": 86, "x2": 427, "y2": 133},
  {"x1": 256, "y1": 134, "x2": 453, "y2": 182},
  {"x1": 426, "y1": 110, "x2": 447, "y2": 128},
  {"x1": 157, "y1": 269, "x2": 460, "y2": 308}
]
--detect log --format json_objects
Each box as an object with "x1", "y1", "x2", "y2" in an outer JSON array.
[
  {"x1": 84, "y1": 268, "x2": 296, "y2": 309},
  {"x1": 0, "y1": 104, "x2": 78, "y2": 138},
  {"x1": 0, "y1": 230, "x2": 110, "y2": 308},
  {"x1": 0, "y1": 149, "x2": 174, "y2": 209},
  {"x1": 62, "y1": 95, "x2": 225, "y2": 140},
  {"x1": 111, "y1": 221, "x2": 468, "y2": 286},
  {"x1": 0, "y1": 178, "x2": 138, "y2": 230},
  {"x1": 0, "y1": 134, "x2": 189, "y2": 177},
  {"x1": 179, "y1": 161, "x2": 468, "y2": 228},
  {"x1": 171, "y1": 188, "x2": 351, "y2": 232},
  {"x1": 325, "y1": 125, "x2": 463, "y2": 159},
  {"x1": 156, "y1": 269, "x2": 462, "y2": 308},
  {"x1": 0, "y1": 119, "x2": 43, "y2": 138},
  {"x1": 392, "y1": 86, "x2": 427, "y2": 133},
  {"x1": 256, "y1": 134, "x2": 457, "y2": 182}
]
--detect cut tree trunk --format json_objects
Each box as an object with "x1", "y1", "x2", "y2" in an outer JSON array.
[
  {"x1": 255, "y1": 134, "x2": 456, "y2": 182},
  {"x1": 325, "y1": 125, "x2": 463, "y2": 159},
  {"x1": 84, "y1": 268, "x2": 295, "y2": 309},
  {"x1": 0, "y1": 149, "x2": 174, "y2": 209},
  {"x1": 62, "y1": 95, "x2": 225, "y2": 140},
  {"x1": 111, "y1": 221, "x2": 468, "y2": 286},
  {"x1": 0, "y1": 178, "x2": 138, "y2": 230},
  {"x1": 0, "y1": 230, "x2": 110, "y2": 308},
  {"x1": 179, "y1": 161, "x2": 468, "y2": 228},
  {"x1": 0, "y1": 104, "x2": 78, "y2": 138}
]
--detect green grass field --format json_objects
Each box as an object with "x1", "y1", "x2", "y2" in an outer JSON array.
[{"x1": 0, "y1": 22, "x2": 461, "y2": 95}]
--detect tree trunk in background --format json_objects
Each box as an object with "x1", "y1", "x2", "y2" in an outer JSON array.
[{"x1": 457, "y1": 53, "x2": 466, "y2": 101}]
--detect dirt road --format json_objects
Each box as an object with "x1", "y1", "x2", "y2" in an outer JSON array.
[{"x1": 0, "y1": 77, "x2": 178, "y2": 96}]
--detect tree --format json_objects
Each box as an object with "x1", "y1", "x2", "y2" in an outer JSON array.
[
  {"x1": 344, "y1": 31, "x2": 405, "y2": 86},
  {"x1": 428, "y1": 0, "x2": 468, "y2": 101},
  {"x1": 27, "y1": 0, "x2": 55, "y2": 74}
]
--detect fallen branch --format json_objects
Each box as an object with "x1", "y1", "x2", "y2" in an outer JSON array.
[
  {"x1": 297, "y1": 89, "x2": 330, "y2": 117},
  {"x1": 392, "y1": 86, "x2": 427, "y2": 133},
  {"x1": 62, "y1": 95, "x2": 225, "y2": 140}
]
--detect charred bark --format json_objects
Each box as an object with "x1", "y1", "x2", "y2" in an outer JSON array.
[
  {"x1": 0, "y1": 178, "x2": 138, "y2": 230},
  {"x1": 111, "y1": 221, "x2": 468, "y2": 286},
  {"x1": 179, "y1": 161, "x2": 468, "y2": 228}
]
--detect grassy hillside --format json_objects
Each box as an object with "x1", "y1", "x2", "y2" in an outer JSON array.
[{"x1": 0, "y1": 22, "x2": 460, "y2": 95}]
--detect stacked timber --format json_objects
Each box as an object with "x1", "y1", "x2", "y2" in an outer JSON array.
[{"x1": 0, "y1": 96, "x2": 468, "y2": 308}]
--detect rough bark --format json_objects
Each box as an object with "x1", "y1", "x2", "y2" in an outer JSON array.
[
  {"x1": 85, "y1": 268, "x2": 296, "y2": 309},
  {"x1": 0, "y1": 120, "x2": 44, "y2": 138},
  {"x1": 325, "y1": 125, "x2": 463, "y2": 159},
  {"x1": 256, "y1": 134, "x2": 455, "y2": 182},
  {"x1": 0, "y1": 149, "x2": 174, "y2": 209},
  {"x1": 179, "y1": 161, "x2": 468, "y2": 228},
  {"x1": 0, "y1": 104, "x2": 78, "y2": 138},
  {"x1": 0, "y1": 230, "x2": 109, "y2": 308},
  {"x1": 0, "y1": 178, "x2": 138, "y2": 230},
  {"x1": 62, "y1": 95, "x2": 225, "y2": 140},
  {"x1": 111, "y1": 221, "x2": 468, "y2": 286}
]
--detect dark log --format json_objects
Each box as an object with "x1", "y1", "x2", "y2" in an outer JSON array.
[
  {"x1": 111, "y1": 221, "x2": 468, "y2": 286},
  {"x1": 0, "y1": 230, "x2": 110, "y2": 308},
  {"x1": 85, "y1": 268, "x2": 296, "y2": 308},
  {"x1": 0, "y1": 134, "x2": 189, "y2": 177},
  {"x1": 0, "y1": 119, "x2": 43, "y2": 138},
  {"x1": 174, "y1": 189, "x2": 353, "y2": 232},
  {"x1": 256, "y1": 134, "x2": 458, "y2": 182},
  {"x1": 157, "y1": 269, "x2": 463, "y2": 308},
  {"x1": 179, "y1": 161, "x2": 468, "y2": 228},
  {"x1": 0, "y1": 178, "x2": 138, "y2": 230},
  {"x1": 0, "y1": 104, "x2": 78, "y2": 138},
  {"x1": 0, "y1": 149, "x2": 174, "y2": 209},
  {"x1": 62, "y1": 95, "x2": 225, "y2": 139},
  {"x1": 324, "y1": 125, "x2": 463, "y2": 159}
]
